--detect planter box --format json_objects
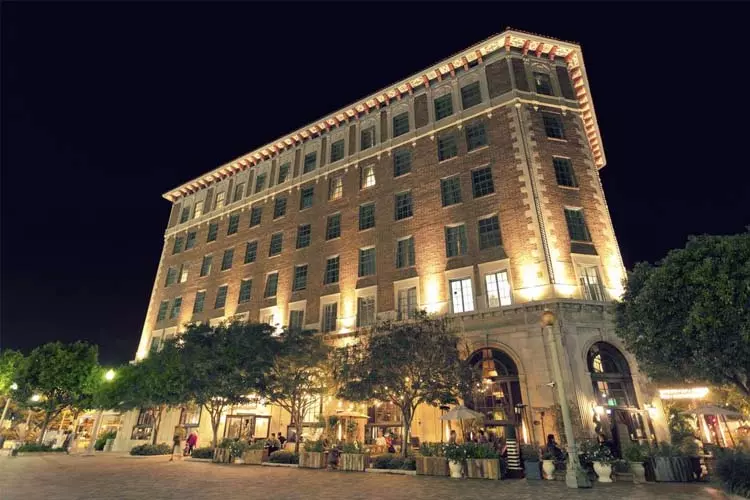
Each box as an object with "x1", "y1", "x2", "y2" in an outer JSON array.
[
  {"x1": 466, "y1": 458, "x2": 500, "y2": 480},
  {"x1": 340, "y1": 453, "x2": 367, "y2": 472},
  {"x1": 212, "y1": 448, "x2": 231, "y2": 464},
  {"x1": 299, "y1": 451, "x2": 326, "y2": 469},
  {"x1": 651, "y1": 457, "x2": 694, "y2": 482},
  {"x1": 524, "y1": 460, "x2": 542, "y2": 480},
  {"x1": 242, "y1": 449, "x2": 269, "y2": 465},
  {"x1": 613, "y1": 472, "x2": 634, "y2": 482},
  {"x1": 416, "y1": 456, "x2": 449, "y2": 476}
]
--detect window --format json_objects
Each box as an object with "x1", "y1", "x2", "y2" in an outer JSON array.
[
  {"x1": 441, "y1": 177, "x2": 462, "y2": 207},
  {"x1": 193, "y1": 201, "x2": 204, "y2": 219},
  {"x1": 289, "y1": 310, "x2": 304, "y2": 330},
  {"x1": 200, "y1": 255, "x2": 212, "y2": 277},
  {"x1": 180, "y1": 207, "x2": 190, "y2": 224},
  {"x1": 185, "y1": 231, "x2": 197, "y2": 250},
  {"x1": 358, "y1": 248, "x2": 376, "y2": 277},
  {"x1": 149, "y1": 338, "x2": 161, "y2": 354},
  {"x1": 579, "y1": 265, "x2": 604, "y2": 301},
  {"x1": 450, "y1": 278, "x2": 474, "y2": 313},
  {"x1": 393, "y1": 149, "x2": 411, "y2": 177},
  {"x1": 292, "y1": 265, "x2": 308, "y2": 291},
  {"x1": 485, "y1": 270, "x2": 512, "y2": 308},
  {"x1": 165, "y1": 267, "x2": 178, "y2": 287},
  {"x1": 394, "y1": 192, "x2": 413, "y2": 220},
  {"x1": 233, "y1": 182, "x2": 244, "y2": 202},
  {"x1": 330, "y1": 140, "x2": 345, "y2": 162},
  {"x1": 300, "y1": 186, "x2": 314, "y2": 210},
  {"x1": 359, "y1": 203, "x2": 375, "y2": 230},
  {"x1": 565, "y1": 208, "x2": 591, "y2": 242},
  {"x1": 238, "y1": 279, "x2": 252, "y2": 304},
  {"x1": 215, "y1": 191, "x2": 226, "y2": 209},
  {"x1": 264, "y1": 273, "x2": 279, "y2": 298},
  {"x1": 434, "y1": 93, "x2": 454, "y2": 120},
  {"x1": 193, "y1": 291, "x2": 206, "y2": 313},
  {"x1": 207, "y1": 221, "x2": 219, "y2": 242},
  {"x1": 303, "y1": 152, "x2": 317, "y2": 173},
  {"x1": 278, "y1": 162, "x2": 290, "y2": 184},
  {"x1": 533, "y1": 72, "x2": 553, "y2": 95},
  {"x1": 356, "y1": 296, "x2": 376, "y2": 328},
  {"x1": 269, "y1": 233, "x2": 283, "y2": 256},
  {"x1": 542, "y1": 113, "x2": 565, "y2": 139},
  {"x1": 173, "y1": 236, "x2": 184, "y2": 254},
  {"x1": 326, "y1": 214, "x2": 341, "y2": 240},
  {"x1": 460, "y1": 81, "x2": 482, "y2": 109},
  {"x1": 221, "y1": 248, "x2": 234, "y2": 271},
  {"x1": 361, "y1": 126, "x2": 375, "y2": 150},
  {"x1": 553, "y1": 157, "x2": 578, "y2": 187},
  {"x1": 392, "y1": 112, "x2": 409, "y2": 137},
  {"x1": 296, "y1": 224, "x2": 311, "y2": 249},
  {"x1": 360, "y1": 164, "x2": 376, "y2": 188},
  {"x1": 254, "y1": 173, "x2": 267, "y2": 194},
  {"x1": 397, "y1": 287, "x2": 418, "y2": 320},
  {"x1": 214, "y1": 285, "x2": 228, "y2": 309},
  {"x1": 273, "y1": 197, "x2": 287, "y2": 219},
  {"x1": 250, "y1": 206, "x2": 263, "y2": 227},
  {"x1": 438, "y1": 133, "x2": 458, "y2": 161},
  {"x1": 321, "y1": 302, "x2": 337, "y2": 333},
  {"x1": 156, "y1": 300, "x2": 169, "y2": 321},
  {"x1": 227, "y1": 214, "x2": 240, "y2": 235},
  {"x1": 328, "y1": 175, "x2": 343, "y2": 201},
  {"x1": 445, "y1": 225, "x2": 468, "y2": 257},
  {"x1": 478, "y1": 216, "x2": 502, "y2": 249},
  {"x1": 244, "y1": 241, "x2": 258, "y2": 264},
  {"x1": 396, "y1": 237, "x2": 415, "y2": 269},
  {"x1": 465, "y1": 122, "x2": 487, "y2": 151},
  {"x1": 169, "y1": 297, "x2": 183, "y2": 319},
  {"x1": 471, "y1": 167, "x2": 495, "y2": 198},
  {"x1": 179, "y1": 264, "x2": 189, "y2": 283},
  {"x1": 324, "y1": 256, "x2": 339, "y2": 284}
]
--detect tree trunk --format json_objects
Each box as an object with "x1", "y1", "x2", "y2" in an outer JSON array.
[
  {"x1": 37, "y1": 411, "x2": 52, "y2": 444},
  {"x1": 295, "y1": 421, "x2": 303, "y2": 454},
  {"x1": 152, "y1": 405, "x2": 164, "y2": 445},
  {"x1": 401, "y1": 406, "x2": 414, "y2": 458},
  {"x1": 211, "y1": 408, "x2": 221, "y2": 449}
]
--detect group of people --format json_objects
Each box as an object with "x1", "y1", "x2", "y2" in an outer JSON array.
[
  {"x1": 448, "y1": 429, "x2": 509, "y2": 457},
  {"x1": 265, "y1": 433, "x2": 285, "y2": 453},
  {"x1": 170, "y1": 427, "x2": 199, "y2": 462},
  {"x1": 374, "y1": 431, "x2": 397, "y2": 454}
]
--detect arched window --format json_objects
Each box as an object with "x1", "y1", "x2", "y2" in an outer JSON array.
[
  {"x1": 587, "y1": 342, "x2": 638, "y2": 408},
  {"x1": 465, "y1": 348, "x2": 523, "y2": 424}
]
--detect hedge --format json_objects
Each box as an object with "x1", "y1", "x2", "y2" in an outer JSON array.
[
  {"x1": 130, "y1": 443, "x2": 172, "y2": 456},
  {"x1": 269, "y1": 450, "x2": 299, "y2": 464},
  {"x1": 191, "y1": 447, "x2": 214, "y2": 459}
]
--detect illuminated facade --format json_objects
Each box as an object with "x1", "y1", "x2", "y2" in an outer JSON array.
[{"x1": 114, "y1": 29, "x2": 668, "y2": 454}]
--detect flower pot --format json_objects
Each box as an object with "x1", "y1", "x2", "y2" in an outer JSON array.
[
  {"x1": 593, "y1": 461, "x2": 613, "y2": 483},
  {"x1": 524, "y1": 460, "x2": 541, "y2": 480},
  {"x1": 340, "y1": 453, "x2": 367, "y2": 471},
  {"x1": 448, "y1": 460, "x2": 463, "y2": 479},
  {"x1": 630, "y1": 462, "x2": 646, "y2": 483},
  {"x1": 299, "y1": 451, "x2": 326, "y2": 469},
  {"x1": 466, "y1": 458, "x2": 500, "y2": 479},
  {"x1": 542, "y1": 459, "x2": 556, "y2": 480},
  {"x1": 242, "y1": 449, "x2": 269, "y2": 465},
  {"x1": 416, "y1": 456, "x2": 449, "y2": 476}
]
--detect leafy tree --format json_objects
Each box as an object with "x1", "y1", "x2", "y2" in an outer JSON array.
[
  {"x1": 0, "y1": 350, "x2": 23, "y2": 396},
  {"x1": 335, "y1": 314, "x2": 468, "y2": 457},
  {"x1": 262, "y1": 327, "x2": 331, "y2": 454},
  {"x1": 615, "y1": 233, "x2": 750, "y2": 398}
]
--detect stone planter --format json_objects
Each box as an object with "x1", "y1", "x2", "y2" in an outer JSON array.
[
  {"x1": 212, "y1": 448, "x2": 231, "y2": 463},
  {"x1": 651, "y1": 457, "x2": 693, "y2": 482},
  {"x1": 299, "y1": 451, "x2": 326, "y2": 469},
  {"x1": 629, "y1": 462, "x2": 646, "y2": 483},
  {"x1": 416, "y1": 456, "x2": 449, "y2": 476},
  {"x1": 466, "y1": 458, "x2": 500, "y2": 480},
  {"x1": 524, "y1": 460, "x2": 541, "y2": 480},
  {"x1": 448, "y1": 460, "x2": 463, "y2": 479},
  {"x1": 242, "y1": 449, "x2": 268, "y2": 465},
  {"x1": 542, "y1": 459, "x2": 555, "y2": 480},
  {"x1": 104, "y1": 439, "x2": 115, "y2": 452},
  {"x1": 340, "y1": 453, "x2": 367, "y2": 472},
  {"x1": 593, "y1": 461, "x2": 613, "y2": 483}
]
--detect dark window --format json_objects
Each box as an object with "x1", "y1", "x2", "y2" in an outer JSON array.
[
  {"x1": 553, "y1": 158, "x2": 578, "y2": 187},
  {"x1": 264, "y1": 273, "x2": 279, "y2": 298},
  {"x1": 465, "y1": 122, "x2": 488, "y2": 151},
  {"x1": 173, "y1": 236, "x2": 184, "y2": 254},
  {"x1": 278, "y1": 162, "x2": 290, "y2": 184},
  {"x1": 471, "y1": 167, "x2": 495, "y2": 198},
  {"x1": 289, "y1": 310, "x2": 304, "y2": 330},
  {"x1": 249, "y1": 207, "x2": 263, "y2": 227},
  {"x1": 356, "y1": 296, "x2": 376, "y2": 328},
  {"x1": 221, "y1": 248, "x2": 234, "y2": 271},
  {"x1": 324, "y1": 256, "x2": 339, "y2": 284},
  {"x1": 300, "y1": 186, "x2": 314, "y2": 210},
  {"x1": 392, "y1": 112, "x2": 409, "y2": 137},
  {"x1": 542, "y1": 113, "x2": 565, "y2": 139},
  {"x1": 269, "y1": 233, "x2": 283, "y2": 256},
  {"x1": 326, "y1": 214, "x2": 341, "y2": 240},
  {"x1": 254, "y1": 173, "x2": 267, "y2": 194},
  {"x1": 296, "y1": 224, "x2": 311, "y2": 249},
  {"x1": 303, "y1": 152, "x2": 317, "y2": 173},
  {"x1": 200, "y1": 255, "x2": 212, "y2": 277},
  {"x1": 321, "y1": 302, "x2": 337, "y2": 333},
  {"x1": 441, "y1": 177, "x2": 462, "y2": 207},
  {"x1": 233, "y1": 183, "x2": 244, "y2": 202},
  {"x1": 438, "y1": 133, "x2": 458, "y2": 161},
  {"x1": 169, "y1": 297, "x2": 182, "y2": 319},
  {"x1": 360, "y1": 126, "x2": 375, "y2": 150},
  {"x1": 396, "y1": 237, "x2": 415, "y2": 269},
  {"x1": 207, "y1": 222, "x2": 219, "y2": 242},
  {"x1": 359, "y1": 203, "x2": 375, "y2": 230},
  {"x1": 565, "y1": 208, "x2": 591, "y2": 242},
  {"x1": 533, "y1": 72, "x2": 554, "y2": 95},
  {"x1": 445, "y1": 225, "x2": 468, "y2": 257},
  {"x1": 244, "y1": 241, "x2": 258, "y2": 264},
  {"x1": 238, "y1": 280, "x2": 252, "y2": 304},
  {"x1": 156, "y1": 300, "x2": 169, "y2": 321},
  {"x1": 165, "y1": 267, "x2": 177, "y2": 287},
  {"x1": 460, "y1": 81, "x2": 482, "y2": 109},
  {"x1": 397, "y1": 287, "x2": 418, "y2": 320},
  {"x1": 434, "y1": 93, "x2": 454, "y2": 120},
  {"x1": 393, "y1": 148, "x2": 411, "y2": 177},
  {"x1": 180, "y1": 207, "x2": 190, "y2": 224},
  {"x1": 478, "y1": 216, "x2": 502, "y2": 249},
  {"x1": 292, "y1": 265, "x2": 308, "y2": 291},
  {"x1": 330, "y1": 140, "x2": 345, "y2": 162},
  {"x1": 358, "y1": 248, "x2": 376, "y2": 277},
  {"x1": 185, "y1": 231, "x2": 197, "y2": 250},
  {"x1": 274, "y1": 197, "x2": 287, "y2": 219},
  {"x1": 227, "y1": 214, "x2": 240, "y2": 235},
  {"x1": 214, "y1": 285, "x2": 228, "y2": 309},
  {"x1": 193, "y1": 291, "x2": 206, "y2": 314},
  {"x1": 394, "y1": 192, "x2": 413, "y2": 220}
]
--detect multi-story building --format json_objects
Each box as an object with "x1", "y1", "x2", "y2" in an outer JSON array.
[{"x1": 115, "y1": 29, "x2": 669, "y2": 454}]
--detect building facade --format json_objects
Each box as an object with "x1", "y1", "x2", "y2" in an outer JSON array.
[{"x1": 114, "y1": 30, "x2": 669, "y2": 454}]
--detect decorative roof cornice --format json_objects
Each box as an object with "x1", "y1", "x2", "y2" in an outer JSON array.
[{"x1": 163, "y1": 29, "x2": 604, "y2": 202}]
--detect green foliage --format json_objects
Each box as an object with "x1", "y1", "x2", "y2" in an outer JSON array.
[
  {"x1": 615, "y1": 233, "x2": 750, "y2": 398},
  {"x1": 401, "y1": 456, "x2": 417, "y2": 470},
  {"x1": 588, "y1": 443, "x2": 614, "y2": 465},
  {"x1": 419, "y1": 442, "x2": 444, "y2": 457},
  {"x1": 130, "y1": 443, "x2": 171, "y2": 455},
  {"x1": 341, "y1": 441, "x2": 365, "y2": 454},
  {"x1": 248, "y1": 439, "x2": 267, "y2": 450},
  {"x1": 667, "y1": 407, "x2": 697, "y2": 445},
  {"x1": 269, "y1": 450, "x2": 299, "y2": 464},
  {"x1": 623, "y1": 443, "x2": 649, "y2": 463},
  {"x1": 0, "y1": 350, "x2": 23, "y2": 395},
  {"x1": 443, "y1": 442, "x2": 467, "y2": 462},
  {"x1": 94, "y1": 430, "x2": 117, "y2": 451},
  {"x1": 191, "y1": 447, "x2": 214, "y2": 459},
  {"x1": 229, "y1": 439, "x2": 250, "y2": 458},
  {"x1": 370, "y1": 453, "x2": 416, "y2": 470},
  {"x1": 303, "y1": 439, "x2": 325, "y2": 452},
  {"x1": 612, "y1": 459, "x2": 629, "y2": 473},
  {"x1": 218, "y1": 437, "x2": 235, "y2": 449},
  {"x1": 520, "y1": 444, "x2": 540, "y2": 461},
  {"x1": 650, "y1": 441, "x2": 685, "y2": 458},
  {"x1": 16, "y1": 443, "x2": 65, "y2": 452},
  {"x1": 541, "y1": 449, "x2": 556, "y2": 460},
  {"x1": 715, "y1": 448, "x2": 750, "y2": 498}
]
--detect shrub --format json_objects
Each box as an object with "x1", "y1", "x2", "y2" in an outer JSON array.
[
  {"x1": 130, "y1": 443, "x2": 171, "y2": 455},
  {"x1": 623, "y1": 443, "x2": 648, "y2": 463},
  {"x1": 716, "y1": 448, "x2": 750, "y2": 499},
  {"x1": 372, "y1": 453, "x2": 400, "y2": 469},
  {"x1": 218, "y1": 437, "x2": 234, "y2": 449},
  {"x1": 651, "y1": 441, "x2": 684, "y2": 458},
  {"x1": 17, "y1": 443, "x2": 65, "y2": 453},
  {"x1": 248, "y1": 439, "x2": 267, "y2": 450},
  {"x1": 443, "y1": 442, "x2": 467, "y2": 462},
  {"x1": 94, "y1": 430, "x2": 117, "y2": 451},
  {"x1": 419, "y1": 442, "x2": 444, "y2": 457},
  {"x1": 462, "y1": 442, "x2": 499, "y2": 459},
  {"x1": 401, "y1": 456, "x2": 417, "y2": 470},
  {"x1": 229, "y1": 440, "x2": 250, "y2": 458},
  {"x1": 341, "y1": 441, "x2": 366, "y2": 454},
  {"x1": 520, "y1": 444, "x2": 540, "y2": 461},
  {"x1": 269, "y1": 450, "x2": 299, "y2": 464},
  {"x1": 303, "y1": 439, "x2": 325, "y2": 452},
  {"x1": 191, "y1": 447, "x2": 214, "y2": 459},
  {"x1": 612, "y1": 459, "x2": 629, "y2": 473}
]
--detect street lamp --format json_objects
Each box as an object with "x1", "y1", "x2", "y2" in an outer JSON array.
[{"x1": 85, "y1": 369, "x2": 116, "y2": 455}]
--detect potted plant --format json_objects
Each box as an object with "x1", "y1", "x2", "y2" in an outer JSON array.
[
  {"x1": 444, "y1": 442, "x2": 466, "y2": 479},
  {"x1": 212, "y1": 438, "x2": 233, "y2": 463},
  {"x1": 465, "y1": 442, "x2": 500, "y2": 480},
  {"x1": 521, "y1": 444, "x2": 541, "y2": 480},
  {"x1": 541, "y1": 449, "x2": 556, "y2": 480},
  {"x1": 242, "y1": 439, "x2": 268, "y2": 465},
  {"x1": 590, "y1": 443, "x2": 614, "y2": 483},
  {"x1": 416, "y1": 442, "x2": 448, "y2": 476},
  {"x1": 299, "y1": 439, "x2": 327, "y2": 469},
  {"x1": 229, "y1": 439, "x2": 250, "y2": 464},
  {"x1": 339, "y1": 441, "x2": 368, "y2": 471},
  {"x1": 623, "y1": 443, "x2": 649, "y2": 483}
]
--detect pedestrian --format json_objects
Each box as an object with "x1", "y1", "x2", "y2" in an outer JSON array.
[
  {"x1": 478, "y1": 430, "x2": 488, "y2": 444},
  {"x1": 268, "y1": 433, "x2": 280, "y2": 454},
  {"x1": 62, "y1": 430, "x2": 74, "y2": 455},
  {"x1": 327, "y1": 442, "x2": 341, "y2": 471},
  {"x1": 185, "y1": 430, "x2": 198, "y2": 456},
  {"x1": 449, "y1": 429, "x2": 457, "y2": 445},
  {"x1": 278, "y1": 433, "x2": 286, "y2": 448},
  {"x1": 170, "y1": 426, "x2": 186, "y2": 462},
  {"x1": 385, "y1": 432, "x2": 396, "y2": 454}
]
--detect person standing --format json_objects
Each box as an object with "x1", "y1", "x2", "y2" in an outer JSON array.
[
  {"x1": 170, "y1": 426, "x2": 186, "y2": 462},
  {"x1": 62, "y1": 430, "x2": 74, "y2": 455},
  {"x1": 185, "y1": 431, "x2": 198, "y2": 456}
]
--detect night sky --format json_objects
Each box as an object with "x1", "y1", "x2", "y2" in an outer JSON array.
[{"x1": 2, "y1": 3, "x2": 748, "y2": 365}]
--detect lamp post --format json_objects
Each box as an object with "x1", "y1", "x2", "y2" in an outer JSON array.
[
  {"x1": 85, "y1": 369, "x2": 116, "y2": 455},
  {"x1": 0, "y1": 382, "x2": 18, "y2": 429},
  {"x1": 542, "y1": 309, "x2": 591, "y2": 489}
]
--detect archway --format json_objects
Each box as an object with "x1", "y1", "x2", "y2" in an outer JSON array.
[{"x1": 465, "y1": 348, "x2": 524, "y2": 426}]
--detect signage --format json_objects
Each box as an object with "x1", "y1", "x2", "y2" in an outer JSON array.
[{"x1": 658, "y1": 387, "x2": 709, "y2": 400}]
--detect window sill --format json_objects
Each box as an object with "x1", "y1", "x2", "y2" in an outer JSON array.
[
  {"x1": 395, "y1": 216, "x2": 414, "y2": 223},
  {"x1": 546, "y1": 137, "x2": 568, "y2": 143},
  {"x1": 325, "y1": 236, "x2": 341, "y2": 242},
  {"x1": 394, "y1": 172, "x2": 412, "y2": 179},
  {"x1": 438, "y1": 156, "x2": 458, "y2": 164},
  {"x1": 442, "y1": 202, "x2": 463, "y2": 209},
  {"x1": 296, "y1": 246, "x2": 311, "y2": 251},
  {"x1": 360, "y1": 184, "x2": 377, "y2": 191},
  {"x1": 467, "y1": 145, "x2": 489, "y2": 154},
  {"x1": 273, "y1": 216, "x2": 286, "y2": 221},
  {"x1": 558, "y1": 185, "x2": 580, "y2": 191},
  {"x1": 472, "y1": 191, "x2": 497, "y2": 200},
  {"x1": 359, "y1": 227, "x2": 375, "y2": 233},
  {"x1": 243, "y1": 261, "x2": 255, "y2": 265},
  {"x1": 268, "y1": 254, "x2": 282, "y2": 259}
]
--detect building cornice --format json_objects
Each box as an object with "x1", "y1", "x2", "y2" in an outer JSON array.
[{"x1": 163, "y1": 29, "x2": 604, "y2": 203}]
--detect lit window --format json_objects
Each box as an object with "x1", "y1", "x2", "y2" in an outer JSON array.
[
  {"x1": 269, "y1": 233, "x2": 283, "y2": 256},
  {"x1": 471, "y1": 167, "x2": 495, "y2": 198},
  {"x1": 254, "y1": 174, "x2": 267, "y2": 194},
  {"x1": 193, "y1": 201, "x2": 204, "y2": 219},
  {"x1": 465, "y1": 122, "x2": 487, "y2": 151},
  {"x1": 238, "y1": 279, "x2": 252, "y2": 304},
  {"x1": 533, "y1": 72, "x2": 554, "y2": 96},
  {"x1": 289, "y1": 310, "x2": 304, "y2": 330},
  {"x1": 450, "y1": 278, "x2": 474, "y2": 313},
  {"x1": 221, "y1": 248, "x2": 234, "y2": 271},
  {"x1": 434, "y1": 93, "x2": 454, "y2": 120},
  {"x1": 173, "y1": 236, "x2": 184, "y2": 255},
  {"x1": 361, "y1": 164, "x2": 376, "y2": 189},
  {"x1": 185, "y1": 231, "x2": 197, "y2": 250},
  {"x1": 485, "y1": 270, "x2": 512, "y2": 308},
  {"x1": 179, "y1": 264, "x2": 189, "y2": 283},
  {"x1": 264, "y1": 273, "x2": 279, "y2": 298},
  {"x1": 460, "y1": 82, "x2": 482, "y2": 109},
  {"x1": 359, "y1": 203, "x2": 375, "y2": 230},
  {"x1": 200, "y1": 255, "x2": 212, "y2": 277},
  {"x1": 394, "y1": 192, "x2": 413, "y2": 221},
  {"x1": 303, "y1": 152, "x2": 317, "y2": 174},
  {"x1": 440, "y1": 177, "x2": 462, "y2": 207},
  {"x1": 321, "y1": 302, "x2": 337, "y2": 333},
  {"x1": 324, "y1": 256, "x2": 339, "y2": 284},
  {"x1": 278, "y1": 162, "x2": 290, "y2": 184},
  {"x1": 250, "y1": 206, "x2": 263, "y2": 227},
  {"x1": 543, "y1": 113, "x2": 565, "y2": 139},
  {"x1": 169, "y1": 297, "x2": 183, "y2": 319},
  {"x1": 207, "y1": 221, "x2": 219, "y2": 242},
  {"x1": 438, "y1": 133, "x2": 458, "y2": 161},
  {"x1": 360, "y1": 126, "x2": 375, "y2": 150},
  {"x1": 328, "y1": 175, "x2": 343, "y2": 201},
  {"x1": 477, "y1": 216, "x2": 502, "y2": 249},
  {"x1": 356, "y1": 296, "x2": 376, "y2": 328},
  {"x1": 358, "y1": 248, "x2": 376, "y2": 277},
  {"x1": 393, "y1": 149, "x2": 412, "y2": 177},
  {"x1": 273, "y1": 197, "x2": 287, "y2": 219},
  {"x1": 233, "y1": 183, "x2": 244, "y2": 202},
  {"x1": 300, "y1": 186, "x2": 314, "y2": 210},
  {"x1": 445, "y1": 225, "x2": 468, "y2": 257},
  {"x1": 292, "y1": 265, "x2": 308, "y2": 291},
  {"x1": 564, "y1": 208, "x2": 591, "y2": 242},
  {"x1": 553, "y1": 158, "x2": 578, "y2": 187},
  {"x1": 326, "y1": 214, "x2": 341, "y2": 240},
  {"x1": 392, "y1": 112, "x2": 410, "y2": 137},
  {"x1": 397, "y1": 287, "x2": 418, "y2": 320},
  {"x1": 396, "y1": 237, "x2": 415, "y2": 269},
  {"x1": 244, "y1": 241, "x2": 258, "y2": 264},
  {"x1": 156, "y1": 300, "x2": 169, "y2": 321},
  {"x1": 214, "y1": 285, "x2": 228, "y2": 309},
  {"x1": 579, "y1": 265, "x2": 604, "y2": 301},
  {"x1": 193, "y1": 291, "x2": 206, "y2": 314},
  {"x1": 227, "y1": 214, "x2": 240, "y2": 235},
  {"x1": 215, "y1": 191, "x2": 226, "y2": 209},
  {"x1": 330, "y1": 140, "x2": 345, "y2": 163}
]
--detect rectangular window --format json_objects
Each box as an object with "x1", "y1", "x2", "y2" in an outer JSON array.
[
  {"x1": 437, "y1": 133, "x2": 458, "y2": 161},
  {"x1": 330, "y1": 140, "x2": 345, "y2": 162},
  {"x1": 173, "y1": 236, "x2": 184, "y2": 254},
  {"x1": 360, "y1": 126, "x2": 375, "y2": 150},
  {"x1": 326, "y1": 214, "x2": 341, "y2": 240},
  {"x1": 460, "y1": 81, "x2": 482, "y2": 109},
  {"x1": 264, "y1": 273, "x2": 279, "y2": 298},
  {"x1": 296, "y1": 224, "x2": 311, "y2": 249},
  {"x1": 180, "y1": 207, "x2": 190, "y2": 224},
  {"x1": 394, "y1": 192, "x2": 413, "y2": 220},
  {"x1": 156, "y1": 300, "x2": 169, "y2": 321},
  {"x1": 397, "y1": 287, "x2": 418, "y2": 320},
  {"x1": 244, "y1": 241, "x2": 258, "y2": 264},
  {"x1": 565, "y1": 208, "x2": 591, "y2": 242},
  {"x1": 392, "y1": 112, "x2": 409, "y2": 137},
  {"x1": 471, "y1": 167, "x2": 495, "y2": 198},
  {"x1": 543, "y1": 113, "x2": 565, "y2": 139},
  {"x1": 434, "y1": 93, "x2": 454, "y2": 120},
  {"x1": 359, "y1": 203, "x2": 375, "y2": 230},
  {"x1": 396, "y1": 237, "x2": 415, "y2": 269},
  {"x1": 179, "y1": 264, "x2": 189, "y2": 283},
  {"x1": 233, "y1": 182, "x2": 245, "y2": 202},
  {"x1": 227, "y1": 214, "x2": 240, "y2": 235},
  {"x1": 250, "y1": 206, "x2": 263, "y2": 227},
  {"x1": 553, "y1": 157, "x2": 578, "y2": 187},
  {"x1": 533, "y1": 72, "x2": 554, "y2": 95},
  {"x1": 221, "y1": 248, "x2": 234, "y2": 271},
  {"x1": 303, "y1": 152, "x2": 317, "y2": 173},
  {"x1": 356, "y1": 296, "x2": 376, "y2": 328},
  {"x1": 465, "y1": 122, "x2": 487, "y2": 151},
  {"x1": 238, "y1": 279, "x2": 252, "y2": 304},
  {"x1": 254, "y1": 173, "x2": 267, "y2": 194},
  {"x1": 300, "y1": 186, "x2": 314, "y2": 210},
  {"x1": 393, "y1": 148, "x2": 411, "y2": 177},
  {"x1": 289, "y1": 310, "x2": 304, "y2": 330},
  {"x1": 193, "y1": 291, "x2": 206, "y2": 313},
  {"x1": 269, "y1": 233, "x2": 283, "y2": 256},
  {"x1": 149, "y1": 338, "x2": 161, "y2": 354},
  {"x1": 328, "y1": 175, "x2": 343, "y2": 201},
  {"x1": 321, "y1": 302, "x2": 337, "y2": 333},
  {"x1": 169, "y1": 297, "x2": 183, "y2": 319},
  {"x1": 215, "y1": 191, "x2": 226, "y2": 209},
  {"x1": 441, "y1": 177, "x2": 462, "y2": 207},
  {"x1": 358, "y1": 248, "x2": 376, "y2": 277},
  {"x1": 324, "y1": 256, "x2": 339, "y2": 284},
  {"x1": 292, "y1": 265, "x2": 308, "y2": 291},
  {"x1": 450, "y1": 278, "x2": 474, "y2": 313},
  {"x1": 278, "y1": 162, "x2": 290, "y2": 184},
  {"x1": 193, "y1": 201, "x2": 204, "y2": 219},
  {"x1": 579, "y1": 265, "x2": 604, "y2": 301},
  {"x1": 214, "y1": 285, "x2": 228, "y2": 309},
  {"x1": 360, "y1": 164, "x2": 376, "y2": 188},
  {"x1": 273, "y1": 197, "x2": 287, "y2": 219},
  {"x1": 445, "y1": 225, "x2": 468, "y2": 257},
  {"x1": 478, "y1": 216, "x2": 502, "y2": 249},
  {"x1": 200, "y1": 255, "x2": 212, "y2": 277},
  {"x1": 207, "y1": 221, "x2": 219, "y2": 242},
  {"x1": 185, "y1": 231, "x2": 197, "y2": 250},
  {"x1": 165, "y1": 267, "x2": 177, "y2": 287},
  {"x1": 485, "y1": 270, "x2": 512, "y2": 308}
]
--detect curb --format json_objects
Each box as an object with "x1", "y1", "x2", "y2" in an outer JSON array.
[
  {"x1": 365, "y1": 468, "x2": 417, "y2": 476},
  {"x1": 261, "y1": 463, "x2": 299, "y2": 468}
]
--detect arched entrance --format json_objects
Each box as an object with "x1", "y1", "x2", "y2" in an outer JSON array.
[{"x1": 465, "y1": 348, "x2": 524, "y2": 428}]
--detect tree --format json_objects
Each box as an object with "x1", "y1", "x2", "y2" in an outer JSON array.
[
  {"x1": 263, "y1": 328, "x2": 331, "y2": 454},
  {"x1": 615, "y1": 233, "x2": 750, "y2": 398},
  {"x1": 335, "y1": 314, "x2": 468, "y2": 457},
  {"x1": 0, "y1": 350, "x2": 23, "y2": 396},
  {"x1": 180, "y1": 321, "x2": 276, "y2": 448}
]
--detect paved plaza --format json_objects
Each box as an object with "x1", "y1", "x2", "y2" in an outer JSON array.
[{"x1": 0, "y1": 454, "x2": 730, "y2": 500}]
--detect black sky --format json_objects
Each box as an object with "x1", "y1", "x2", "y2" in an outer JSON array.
[{"x1": 2, "y1": 3, "x2": 749, "y2": 365}]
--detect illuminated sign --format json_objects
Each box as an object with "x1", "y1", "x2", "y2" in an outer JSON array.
[{"x1": 658, "y1": 387, "x2": 709, "y2": 400}]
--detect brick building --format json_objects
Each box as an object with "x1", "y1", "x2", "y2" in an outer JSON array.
[{"x1": 114, "y1": 29, "x2": 669, "y2": 454}]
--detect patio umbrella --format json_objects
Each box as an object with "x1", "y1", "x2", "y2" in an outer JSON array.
[
  {"x1": 439, "y1": 405, "x2": 485, "y2": 422},
  {"x1": 332, "y1": 410, "x2": 370, "y2": 419}
]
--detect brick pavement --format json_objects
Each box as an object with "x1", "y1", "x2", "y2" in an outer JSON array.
[{"x1": 0, "y1": 454, "x2": 729, "y2": 500}]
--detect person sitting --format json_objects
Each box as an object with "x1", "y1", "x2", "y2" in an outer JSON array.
[
  {"x1": 267, "y1": 433, "x2": 281, "y2": 454},
  {"x1": 327, "y1": 442, "x2": 341, "y2": 471},
  {"x1": 375, "y1": 431, "x2": 387, "y2": 454},
  {"x1": 478, "y1": 430, "x2": 488, "y2": 444},
  {"x1": 546, "y1": 434, "x2": 565, "y2": 461},
  {"x1": 278, "y1": 434, "x2": 286, "y2": 447}
]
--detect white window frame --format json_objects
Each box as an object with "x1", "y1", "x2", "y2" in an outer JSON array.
[
  {"x1": 355, "y1": 286, "x2": 377, "y2": 328},
  {"x1": 287, "y1": 299, "x2": 307, "y2": 330},
  {"x1": 445, "y1": 266, "x2": 475, "y2": 314},
  {"x1": 392, "y1": 276, "x2": 420, "y2": 321},
  {"x1": 319, "y1": 293, "x2": 341, "y2": 334},
  {"x1": 571, "y1": 254, "x2": 608, "y2": 302},
  {"x1": 477, "y1": 259, "x2": 514, "y2": 309}
]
